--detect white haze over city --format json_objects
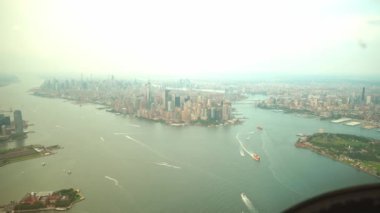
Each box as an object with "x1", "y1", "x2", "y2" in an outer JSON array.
[{"x1": 1, "y1": 0, "x2": 380, "y2": 80}]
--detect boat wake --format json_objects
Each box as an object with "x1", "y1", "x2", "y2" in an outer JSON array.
[
  {"x1": 125, "y1": 135, "x2": 150, "y2": 149},
  {"x1": 113, "y1": 132, "x2": 129, "y2": 135},
  {"x1": 260, "y1": 131, "x2": 301, "y2": 196},
  {"x1": 240, "y1": 148, "x2": 245, "y2": 157},
  {"x1": 154, "y1": 162, "x2": 181, "y2": 169},
  {"x1": 105, "y1": 176, "x2": 120, "y2": 186},
  {"x1": 241, "y1": 193, "x2": 258, "y2": 213},
  {"x1": 128, "y1": 124, "x2": 140, "y2": 128},
  {"x1": 236, "y1": 133, "x2": 253, "y2": 157},
  {"x1": 124, "y1": 135, "x2": 168, "y2": 160}
]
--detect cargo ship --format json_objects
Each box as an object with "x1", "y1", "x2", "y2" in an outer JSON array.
[{"x1": 251, "y1": 153, "x2": 260, "y2": 161}]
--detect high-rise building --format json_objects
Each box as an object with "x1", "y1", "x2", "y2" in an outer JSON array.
[
  {"x1": 175, "y1": 95, "x2": 181, "y2": 108},
  {"x1": 162, "y1": 89, "x2": 169, "y2": 110},
  {"x1": 366, "y1": 95, "x2": 372, "y2": 105},
  {"x1": 13, "y1": 110, "x2": 23, "y2": 135},
  {"x1": 362, "y1": 87, "x2": 365, "y2": 102},
  {"x1": 145, "y1": 82, "x2": 151, "y2": 109},
  {"x1": 168, "y1": 101, "x2": 174, "y2": 112},
  {"x1": 1, "y1": 125, "x2": 6, "y2": 136}
]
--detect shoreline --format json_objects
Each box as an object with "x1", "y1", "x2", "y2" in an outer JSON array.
[
  {"x1": 257, "y1": 105, "x2": 380, "y2": 130},
  {"x1": 2, "y1": 188, "x2": 84, "y2": 213},
  {"x1": 33, "y1": 93, "x2": 243, "y2": 127},
  {"x1": 295, "y1": 134, "x2": 380, "y2": 178},
  {"x1": 0, "y1": 145, "x2": 61, "y2": 167}
]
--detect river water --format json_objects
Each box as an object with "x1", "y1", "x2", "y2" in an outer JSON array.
[{"x1": 0, "y1": 78, "x2": 379, "y2": 213}]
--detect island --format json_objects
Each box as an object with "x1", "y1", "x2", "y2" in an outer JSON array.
[
  {"x1": 1, "y1": 188, "x2": 84, "y2": 212},
  {"x1": 32, "y1": 78, "x2": 244, "y2": 127},
  {"x1": 296, "y1": 133, "x2": 380, "y2": 177},
  {"x1": 0, "y1": 145, "x2": 61, "y2": 167}
]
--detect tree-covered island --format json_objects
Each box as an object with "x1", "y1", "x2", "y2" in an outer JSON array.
[
  {"x1": 1, "y1": 188, "x2": 84, "y2": 212},
  {"x1": 296, "y1": 133, "x2": 380, "y2": 177}
]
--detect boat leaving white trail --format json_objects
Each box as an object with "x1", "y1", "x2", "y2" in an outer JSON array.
[
  {"x1": 154, "y1": 162, "x2": 181, "y2": 169},
  {"x1": 240, "y1": 193, "x2": 259, "y2": 213},
  {"x1": 124, "y1": 135, "x2": 169, "y2": 160},
  {"x1": 240, "y1": 148, "x2": 245, "y2": 157},
  {"x1": 113, "y1": 132, "x2": 129, "y2": 135},
  {"x1": 125, "y1": 135, "x2": 149, "y2": 148},
  {"x1": 236, "y1": 133, "x2": 253, "y2": 157},
  {"x1": 100, "y1": 137, "x2": 105, "y2": 142},
  {"x1": 105, "y1": 176, "x2": 119, "y2": 186},
  {"x1": 128, "y1": 124, "x2": 140, "y2": 128}
]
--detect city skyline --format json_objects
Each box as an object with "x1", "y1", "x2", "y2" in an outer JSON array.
[{"x1": 1, "y1": 0, "x2": 380, "y2": 79}]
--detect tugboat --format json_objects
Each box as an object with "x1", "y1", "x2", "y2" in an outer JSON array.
[{"x1": 251, "y1": 153, "x2": 260, "y2": 161}]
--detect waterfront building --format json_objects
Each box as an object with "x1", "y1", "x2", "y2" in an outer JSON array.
[
  {"x1": 145, "y1": 82, "x2": 151, "y2": 109},
  {"x1": 366, "y1": 95, "x2": 372, "y2": 105},
  {"x1": 222, "y1": 101, "x2": 232, "y2": 121},
  {"x1": 0, "y1": 114, "x2": 11, "y2": 127},
  {"x1": 1, "y1": 125, "x2": 6, "y2": 135},
  {"x1": 175, "y1": 95, "x2": 181, "y2": 108},
  {"x1": 13, "y1": 110, "x2": 23, "y2": 135},
  {"x1": 168, "y1": 101, "x2": 174, "y2": 112},
  {"x1": 162, "y1": 89, "x2": 169, "y2": 110},
  {"x1": 210, "y1": 107, "x2": 216, "y2": 120}
]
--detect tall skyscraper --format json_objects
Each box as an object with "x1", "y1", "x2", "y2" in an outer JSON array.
[
  {"x1": 145, "y1": 82, "x2": 151, "y2": 109},
  {"x1": 162, "y1": 89, "x2": 169, "y2": 110},
  {"x1": 13, "y1": 110, "x2": 23, "y2": 135},
  {"x1": 362, "y1": 87, "x2": 365, "y2": 102},
  {"x1": 175, "y1": 95, "x2": 181, "y2": 108}
]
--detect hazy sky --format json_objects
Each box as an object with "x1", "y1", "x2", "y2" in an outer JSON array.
[{"x1": 1, "y1": 0, "x2": 380, "y2": 79}]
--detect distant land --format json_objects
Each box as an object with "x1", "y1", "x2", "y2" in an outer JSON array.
[
  {"x1": 0, "y1": 74, "x2": 18, "y2": 87},
  {"x1": 0, "y1": 145, "x2": 61, "y2": 167},
  {"x1": 296, "y1": 133, "x2": 380, "y2": 177}
]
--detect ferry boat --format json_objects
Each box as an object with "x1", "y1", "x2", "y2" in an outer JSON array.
[{"x1": 251, "y1": 153, "x2": 260, "y2": 161}]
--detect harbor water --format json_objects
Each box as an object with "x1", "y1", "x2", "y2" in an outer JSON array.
[{"x1": 0, "y1": 78, "x2": 379, "y2": 212}]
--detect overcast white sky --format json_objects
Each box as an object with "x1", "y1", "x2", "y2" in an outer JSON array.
[{"x1": 1, "y1": 0, "x2": 380, "y2": 80}]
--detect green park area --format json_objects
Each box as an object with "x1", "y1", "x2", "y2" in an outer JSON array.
[{"x1": 296, "y1": 133, "x2": 380, "y2": 177}]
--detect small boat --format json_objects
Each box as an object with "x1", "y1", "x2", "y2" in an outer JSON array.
[
  {"x1": 41, "y1": 162, "x2": 46, "y2": 166},
  {"x1": 55, "y1": 207, "x2": 67, "y2": 211},
  {"x1": 256, "y1": 126, "x2": 263, "y2": 131},
  {"x1": 251, "y1": 153, "x2": 260, "y2": 161},
  {"x1": 67, "y1": 170, "x2": 72, "y2": 175}
]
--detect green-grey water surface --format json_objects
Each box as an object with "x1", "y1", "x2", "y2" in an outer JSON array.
[{"x1": 0, "y1": 78, "x2": 379, "y2": 212}]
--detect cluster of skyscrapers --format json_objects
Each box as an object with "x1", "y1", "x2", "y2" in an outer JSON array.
[
  {"x1": 0, "y1": 109, "x2": 24, "y2": 140},
  {"x1": 36, "y1": 78, "x2": 237, "y2": 125}
]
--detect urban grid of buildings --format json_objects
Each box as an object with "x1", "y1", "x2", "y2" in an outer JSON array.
[
  {"x1": 34, "y1": 78, "x2": 241, "y2": 126},
  {"x1": 32, "y1": 78, "x2": 380, "y2": 128},
  {"x1": 252, "y1": 83, "x2": 380, "y2": 127}
]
